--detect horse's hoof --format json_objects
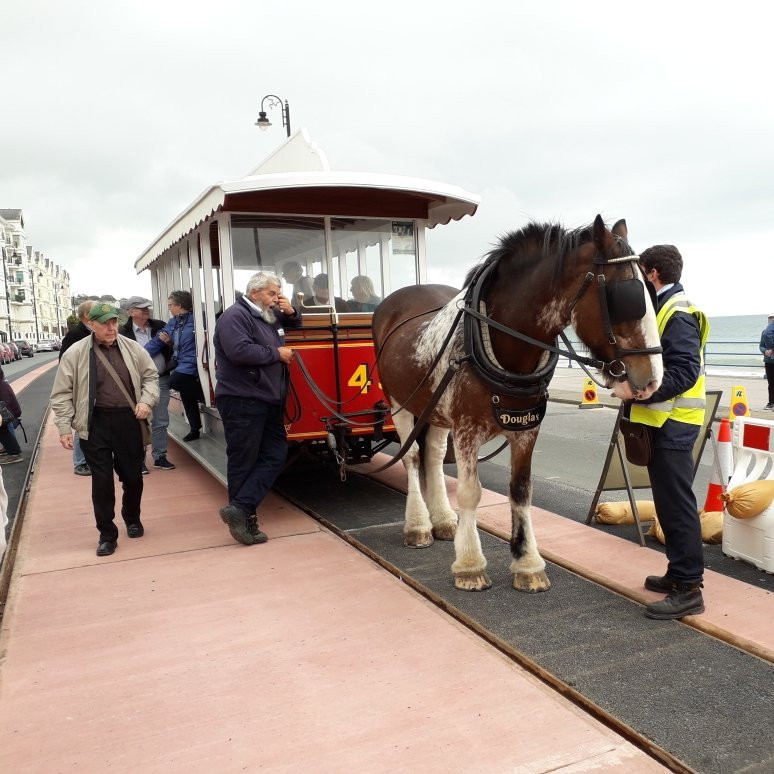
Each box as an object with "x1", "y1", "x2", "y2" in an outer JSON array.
[
  {"x1": 404, "y1": 531, "x2": 434, "y2": 548},
  {"x1": 454, "y1": 571, "x2": 492, "y2": 591},
  {"x1": 512, "y1": 571, "x2": 551, "y2": 593},
  {"x1": 432, "y1": 523, "x2": 456, "y2": 541}
]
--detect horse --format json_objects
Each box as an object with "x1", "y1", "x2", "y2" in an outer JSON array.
[{"x1": 372, "y1": 216, "x2": 663, "y2": 593}]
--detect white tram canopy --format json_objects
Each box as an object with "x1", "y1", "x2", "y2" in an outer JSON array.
[{"x1": 135, "y1": 130, "x2": 480, "y2": 310}]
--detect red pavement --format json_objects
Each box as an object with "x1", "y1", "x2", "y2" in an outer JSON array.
[{"x1": 0, "y1": 416, "x2": 666, "y2": 772}]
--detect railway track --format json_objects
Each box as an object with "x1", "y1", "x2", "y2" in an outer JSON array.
[{"x1": 274, "y1": 463, "x2": 774, "y2": 774}]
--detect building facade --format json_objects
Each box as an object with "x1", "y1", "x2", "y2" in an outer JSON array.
[{"x1": 0, "y1": 209, "x2": 72, "y2": 344}]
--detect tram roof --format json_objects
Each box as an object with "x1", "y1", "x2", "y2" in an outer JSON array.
[{"x1": 135, "y1": 169, "x2": 480, "y2": 272}]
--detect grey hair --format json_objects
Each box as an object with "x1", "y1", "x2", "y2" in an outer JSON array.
[{"x1": 245, "y1": 271, "x2": 281, "y2": 295}]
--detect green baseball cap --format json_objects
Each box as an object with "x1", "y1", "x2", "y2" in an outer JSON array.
[{"x1": 89, "y1": 303, "x2": 120, "y2": 323}]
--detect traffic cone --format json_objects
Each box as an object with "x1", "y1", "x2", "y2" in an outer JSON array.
[
  {"x1": 728, "y1": 385, "x2": 750, "y2": 422},
  {"x1": 702, "y1": 418, "x2": 733, "y2": 513},
  {"x1": 579, "y1": 377, "x2": 603, "y2": 409}
]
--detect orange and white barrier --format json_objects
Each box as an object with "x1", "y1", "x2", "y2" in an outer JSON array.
[{"x1": 702, "y1": 418, "x2": 733, "y2": 513}]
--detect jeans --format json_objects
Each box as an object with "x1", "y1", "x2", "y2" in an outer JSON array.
[
  {"x1": 72, "y1": 433, "x2": 87, "y2": 467},
  {"x1": 216, "y1": 395, "x2": 287, "y2": 515},
  {"x1": 150, "y1": 373, "x2": 171, "y2": 460},
  {"x1": 0, "y1": 419, "x2": 21, "y2": 455}
]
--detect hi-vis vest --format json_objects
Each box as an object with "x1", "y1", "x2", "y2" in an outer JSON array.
[{"x1": 630, "y1": 292, "x2": 709, "y2": 428}]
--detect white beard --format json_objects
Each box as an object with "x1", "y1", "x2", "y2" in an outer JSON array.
[{"x1": 261, "y1": 307, "x2": 277, "y2": 325}]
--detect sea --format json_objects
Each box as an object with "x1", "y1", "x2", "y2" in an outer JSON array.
[{"x1": 564, "y1": 314, "x2": 769, "y2": 378}]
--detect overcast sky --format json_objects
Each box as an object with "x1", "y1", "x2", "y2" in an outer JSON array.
[{"x1": 2, "y1": 1, "x2": 772, "y2": 317}]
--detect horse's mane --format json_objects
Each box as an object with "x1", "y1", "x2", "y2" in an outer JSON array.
[{"x1": 463, "y1": 221, "x2": 593, "y2": 289}]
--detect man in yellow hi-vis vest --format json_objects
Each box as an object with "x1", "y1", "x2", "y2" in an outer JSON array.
[{"x1": 628, "y1": 245, "x2": 709, "y2": 619}]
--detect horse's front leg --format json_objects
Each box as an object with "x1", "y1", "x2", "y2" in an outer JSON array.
[
  {"x1": 508, "y1": 433, "x2": 551, "y2": 592},
  {"x1": 451, "y1": 433, "x2": 490, "y2": 591},
  {"x1": 392, "y1": 406, "x2": 433, "y2": 548},
  {"x1": 423, "y1": 425, "x2": 457, "y2": 541}
]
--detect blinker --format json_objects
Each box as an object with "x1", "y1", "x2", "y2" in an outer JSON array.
[{"x1": 605, "y1": 278, "x2": 647, "y2": 325}]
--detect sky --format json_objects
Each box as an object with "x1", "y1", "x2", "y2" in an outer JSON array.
[{"x1": 1, "y1": 0, "x2": 772, "y2": 317}]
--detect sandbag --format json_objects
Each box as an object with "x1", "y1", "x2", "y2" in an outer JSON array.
[
  {"x1": 595, "y1": 500, "x2": 657, "y2": 525},
  {"x1": 646, "y1": 515, "x2": 666, "y2": 545},
  {"x1": 722, "y1": 480, "x2": 774, "y2": 520},
  {"x1": 699, "y1": 511, "x2": 723, "y2": 544}
]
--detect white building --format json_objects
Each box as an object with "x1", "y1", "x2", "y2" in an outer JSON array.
[{"x1": 0, "y1": 209, "x2": 72, "y2": 344}]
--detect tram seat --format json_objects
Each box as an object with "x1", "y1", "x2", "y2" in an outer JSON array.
[{"x1": 722, "y1": 417, "x2": 774, "y2": 573}]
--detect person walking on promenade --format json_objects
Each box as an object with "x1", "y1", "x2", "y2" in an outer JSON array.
[
  {"x1": 0, "y1": 366, "x2": 24, "y2": 465},
  {"x1": 145, "y1": 290, "x2": 203, "y2": 442},
  {"x1": 59, "y1": 300, "x2": 96, "y2": 475},
  {"x1": 214, "y1": 272, "x2": 301, "y2": 545},
  {"x1": 120, "y1": 296, "x2": 176, "y2": 472},
  {"x1": 612, "y1": 245, "x2": 709, "y2": 620},
  {"x1": 760, "y1": 313, "x2": 774, "y2": 410},
  {"x1": 50, "y1": 303, "x2": 159, "y2": 557}
]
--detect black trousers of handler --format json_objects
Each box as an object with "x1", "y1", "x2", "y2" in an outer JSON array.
[
  {"x1": 647, "y1": 445, "x2": 704, "y2": 584},
  {"x1": 80, "y1": 407, "x2": 144, "y2": 542},
  {"x1": 169, "y1": 370, "x2": 203, "y2": 432},
  {"x1": 216, "y1": 395, "x2": 287, "y2": 515},
  {"x1": 765, "y1": 362, "x2": 774, "y2": 404}
]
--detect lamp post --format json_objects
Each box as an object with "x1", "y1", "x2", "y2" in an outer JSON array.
[
  {"x1": 254, "y1": 94, "x2": 291, "y2": 137},
  {"x1": 55, "y1": 284, "x2": 62, "y2": 338}
]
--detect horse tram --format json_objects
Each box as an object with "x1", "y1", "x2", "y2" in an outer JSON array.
[{"x1": 134, "y1": 131, "x2": 479, "y2": 481}]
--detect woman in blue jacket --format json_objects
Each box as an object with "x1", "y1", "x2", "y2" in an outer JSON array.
[{"x1": 146, "y1": 290, "x2": 204, "y2": 441}]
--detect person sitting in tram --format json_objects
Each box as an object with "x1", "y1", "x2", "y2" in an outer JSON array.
[
  {"x1": 281, "y1": 261, "x2": 314, "y2": 306},
  {"x1": 347, "y1": 275, "x2": 382, "y2": 313},
  {"x1": 304, "y1": 273, "x2": 349, "y2": 312}
]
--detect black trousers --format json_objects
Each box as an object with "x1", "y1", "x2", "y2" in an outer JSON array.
[
  {"x1": 765, "y1": 362, "x2": 774, "y2": 404},
  {"x1": 80, "y1": 407, "x2": 144, "y2": 542},
  {"x1": 216, "y1": 395, "x2": 287, "y2": 515},
  {"x1": 647, "y1": 446, "x2": 704, "y2": 584},
  {"x1": 169, "y1": 371, "x2": 203, "y2": 431}
]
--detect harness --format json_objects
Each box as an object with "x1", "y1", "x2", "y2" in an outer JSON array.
[{"x1": 373, "y1": 244, "x2": 662, "y2": 471}]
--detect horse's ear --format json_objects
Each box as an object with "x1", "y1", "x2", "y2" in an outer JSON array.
[
  {"x1": 612, "y1": 219, "x2": 628, "y2": 241},
  {"x1": 592, "y1": 214, "x2": 607, "y2": 248}
]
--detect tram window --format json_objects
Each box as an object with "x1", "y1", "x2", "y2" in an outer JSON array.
[
  {"x1": 230, "y1": 215, "x2": 325, "y2": 285},
  {"x1": 389, "y1": 221, "x2": 417, "y2": 292}
]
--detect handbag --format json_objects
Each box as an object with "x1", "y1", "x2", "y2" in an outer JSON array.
[
  {"x1": 93, "y1": 345, "x2": 152, "y2": 446},
  {"x1": 0, "y1": 400, "x2": 15, "y2": 426},
  {"x1": 619, "y1": 417, "x2": 653, "y2": 467}
]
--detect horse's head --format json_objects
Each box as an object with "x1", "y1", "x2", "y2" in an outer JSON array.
[{"x1": 570, "y1": 216, "x2": 663, "y2": 399}]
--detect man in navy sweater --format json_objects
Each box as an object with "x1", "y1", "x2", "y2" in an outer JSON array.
[{"x1": 213, "y1": 272, "x2": 301, "y2": 544}]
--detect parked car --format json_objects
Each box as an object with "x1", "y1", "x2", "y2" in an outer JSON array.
[
  {"x1": 36, "y1": 339, "x2": 57, "y2": 352},
  {"x1": 13, "y1": 339, "x2": 35, "y2": 357},
  {"x1": 0, "y1": 343, "x2": 12, "y2": 364},
  {"x1": 7, "y1": 342, "x2": 20, "y2": 361}
]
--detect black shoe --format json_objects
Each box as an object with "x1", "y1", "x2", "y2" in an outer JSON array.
[
  {"x1": 74, "y1": 463, "x2": 91, "y2": 476},
  {"x1": 247, "y1": 514, "x2": 268, "y2": 544},
  {"x1": 645, "y1": 584, "x2": 705, "y2": 619},
  {"x1": 96, "y1": 540, "x2": 117, "y2": 556},
  {"x1": 153, "y1": 456, "x2": 176, "y2": 470},
  {"x1": 765, "y1": 403, "x2": 774, "y2": 411},
  {"x1": 219, "y1": 504, "x2": 253, "y2": 545},
  {"x1": 141, "y1": 462, "x2": 149, "y2": 475},
  {"x1": 183, "y1": 430, "x2": 200, "y2": 442},
  {"x1": 127, "y1": 523, "x2": 144, "y2": 538},
  {"x1": 644, "y1": 573, "x2": 677, "y2": 592}
]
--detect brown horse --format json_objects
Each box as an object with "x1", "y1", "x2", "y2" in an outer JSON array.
[{"x1": 372, "y1": 216, "x2": 663, "y2": 592}]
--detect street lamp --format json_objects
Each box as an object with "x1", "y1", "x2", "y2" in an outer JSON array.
[
  {"x1": 55, "y1": 284, "x2": 63, "y2": 338},
  {"x1": 254, "y1": 94, "x2": 291, "y2": 137}
]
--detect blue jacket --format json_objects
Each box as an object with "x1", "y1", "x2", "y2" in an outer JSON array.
[
  {"x1": 145, "y1": 311, "x2": 198, "y2": 375},
  {"x1": 644, "y1": 283, "x2": 703, "y2": 450},
  {"x1": 213, "y1": 298, "x2": 301, "y2": 404},
  {"x1": 760, "y1": 320, "x2": 774, "y2": 364}
]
